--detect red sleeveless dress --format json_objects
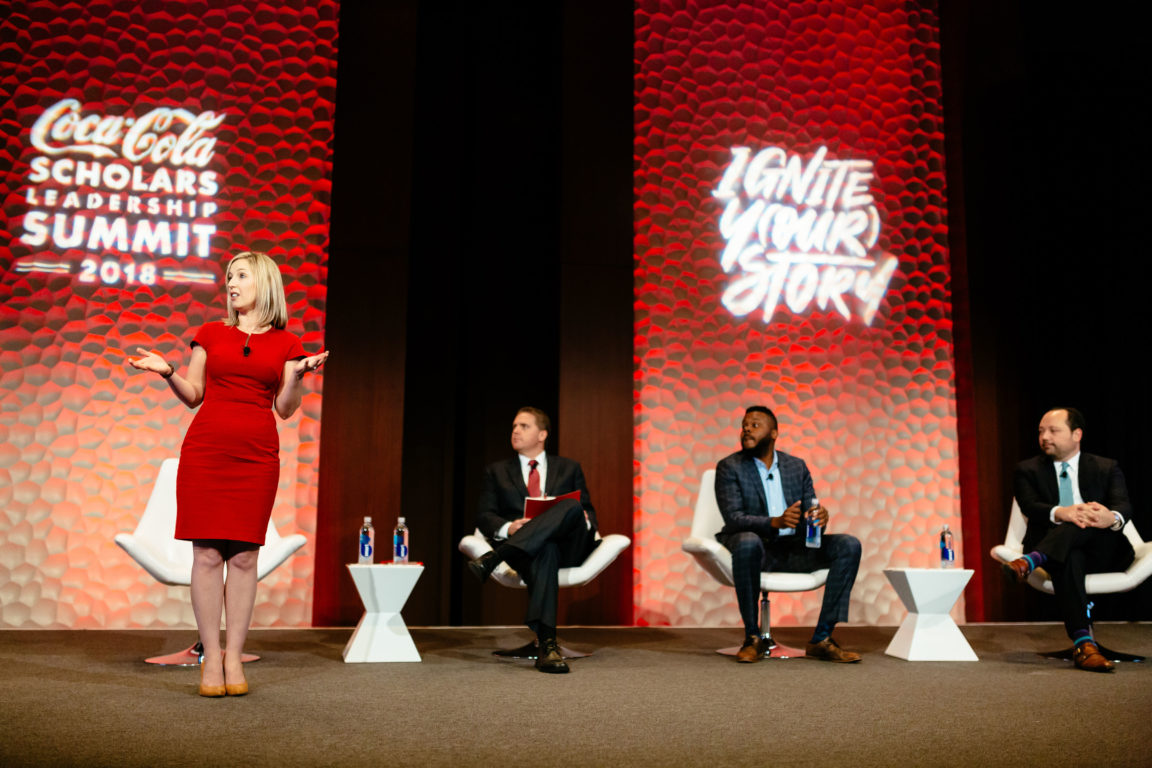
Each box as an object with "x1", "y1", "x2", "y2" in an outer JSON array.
[{"x1": 175, "y1": 321, "x2": 305, "y2": 545}]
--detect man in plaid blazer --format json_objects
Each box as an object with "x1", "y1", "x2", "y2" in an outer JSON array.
[{"x1": 714, "y1": 405, "x2": 862, "y2": 663}]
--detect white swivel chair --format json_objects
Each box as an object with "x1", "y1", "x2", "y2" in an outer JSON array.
[
  {"x1": 682, "y1": 469, "x2": 829, "y2": 658},
  {"x1": 990, "y1": 498, "x2": 1152, "y2": 662},
  {"x1": 458, "y1": 527, "x2": 630, "y2": 659},
  {"x1": 114, "y1": 458, "x2": 308, "y2": 664}
]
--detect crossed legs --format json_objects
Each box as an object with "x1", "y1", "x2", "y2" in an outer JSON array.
[
  {"x1": 1030, "y1": 526, "x2": 1134, "y2": 639},
  {"x1": 479, "y1": 500, "x2": 593, "y2": 638},
  {"x1": 191, "y1": 539, "x2": 260, "y2": 689},
  {"x1": 466, "y1": 500, "x2": 594, "y2": 673}
]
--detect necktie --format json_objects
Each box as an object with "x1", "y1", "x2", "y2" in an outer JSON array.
[
  {"x1": 1058, "y1": 462, "x2": 1073, "y2": 506},
  {"x1": 528, "y1": 459, "x2": 541, "y2": 498}
]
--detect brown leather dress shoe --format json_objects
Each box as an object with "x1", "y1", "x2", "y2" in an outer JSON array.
[
  {"x1": 1073, "y1": 641, "x2": 1115, "y2": 673},
  {"x1": 535, "y1": 638, "x2": 570, "y2": 673},
  {"x1": 736, "y1": 635, "x2": 764, "y2": 663},
  {"x1": 805, "y1": 637, "x2": 861, "y2": 663},
  {"x1": 1001, "y1": 557, "x2": 1033, "y2": 584}
]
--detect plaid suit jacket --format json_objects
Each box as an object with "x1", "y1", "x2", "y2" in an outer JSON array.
[{"x1": 714, "y1": 449, "x2": 816, "y2": 543}]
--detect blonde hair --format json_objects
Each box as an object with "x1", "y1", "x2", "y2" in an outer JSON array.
[{"x1": 224, "y1": 251, "x2": 289, "y2": 329}]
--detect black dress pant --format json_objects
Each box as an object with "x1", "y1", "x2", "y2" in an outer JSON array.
[
  {"x1": 501, "y1": 499, "x2": 597, "y2": 634},
  {"x1": 1032, "y1": 525, "x2": 1134, "y2": 637}
]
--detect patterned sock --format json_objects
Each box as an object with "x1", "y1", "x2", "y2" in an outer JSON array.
[
  {"x1": 1023, "y1": 551, "x2": 1047, "y2": 570},
  {"x1": 1071, "y1": 629, "x2": 1093, "y2": 647}
]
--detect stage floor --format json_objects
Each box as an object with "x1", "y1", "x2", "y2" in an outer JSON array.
[{"x1": 2, "y1": 624, "x2": 1150, "y2": 767}]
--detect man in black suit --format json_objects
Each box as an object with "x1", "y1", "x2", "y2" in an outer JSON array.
[
  {"x1": 1005, "y1": 407, "x2": 1134, "y2": 672},
  {"x1": 714, "y1": 405, "x2": 862, "y2": 663},
  {"x1": 465, "y1": 407, "x2": 598, "y2": 673}
]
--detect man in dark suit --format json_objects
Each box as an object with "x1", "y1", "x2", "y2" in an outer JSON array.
[
  {"x1": 465, "y1": 407, "x2": 598, "y2": 673},
  {"x1": 714, "y1": 405, "x2": 862, "y2": 663},
  {"x1": 1005, "y1": 407, "x2": 1134, "y2": 672}
]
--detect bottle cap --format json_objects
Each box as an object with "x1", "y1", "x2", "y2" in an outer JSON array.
[
  {"x1": 398, "y1": 516, "x2": 406, "y2": 524},
  {"x1": 364, "y1": 516, "x2": 371, "y2": 523}
]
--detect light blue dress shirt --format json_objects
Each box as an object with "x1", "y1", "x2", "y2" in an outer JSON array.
[{"x1": 754, "y1": 452, "x2": 793, "y2": 537}]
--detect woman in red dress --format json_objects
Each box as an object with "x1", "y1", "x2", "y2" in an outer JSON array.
[{"x1": 130, "y1": 251, "x2": 327, "y2": 697}]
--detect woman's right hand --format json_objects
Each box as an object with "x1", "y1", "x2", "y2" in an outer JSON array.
[{"x1": 128, "y1": 347, "x2": 174, "y2": 378}]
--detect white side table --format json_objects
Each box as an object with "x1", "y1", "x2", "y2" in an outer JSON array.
[
  {"x1": 343, "y1": 563, "x2": 424, "y2": 663},
  {"x1": 884, "y1": 567, "x2": 978, "y2": 661}
]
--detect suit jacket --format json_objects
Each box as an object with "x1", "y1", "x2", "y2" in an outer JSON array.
[
  {"x1": 1013, "y1": 452, "x2": 1132, "y2": 553},
  {"x1": 714, "y1": 449, "x2": 816, "y2": 544},
  {"x1": 476, "y1": 454, "x2": 597, "y2": 539}
]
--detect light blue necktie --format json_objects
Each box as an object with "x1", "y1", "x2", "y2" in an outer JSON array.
[{"x1": 1058, "y1": 462, "x2": 1073, "y2": 506}]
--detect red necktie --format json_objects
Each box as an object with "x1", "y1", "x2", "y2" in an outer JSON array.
[{"x1": 527, "y1": 459, "x2": 541, "y2": 497}]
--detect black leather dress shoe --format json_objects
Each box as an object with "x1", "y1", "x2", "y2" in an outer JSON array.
[
  {"x1": 466, "y1": 551, "x2": 499, "y2": 582},
  {"x1": 535, "y1": 638, "x2": 570, "y2": 673}
]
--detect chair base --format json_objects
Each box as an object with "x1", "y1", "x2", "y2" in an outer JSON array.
[
  {"x1": 491, "y1": 640, "x2": 590, "y2": 660},
  {"x1": 144, "y1": 642, "x2": 260, "y2": 666},
  {"x1": 1039, "y1": 645, "x2": 1145, "y2": 664},
  {"x1": 717, "y1": 635, "x2": 805, "y2": 659},
  {"x1": 716, "y1": 592, "x2": 804, "y2": 659}
]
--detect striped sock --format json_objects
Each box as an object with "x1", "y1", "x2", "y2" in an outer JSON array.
[
  {"x1": 1023, "y1": 551, "x2": 1047, "y2": 570},
  {"x1": 1071, "y1": 629, "x2": 1093, "y2": 646}
]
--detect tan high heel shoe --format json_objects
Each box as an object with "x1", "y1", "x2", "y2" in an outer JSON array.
[
  {"x1": 224, "y1": 657, "x2": 248, "y2": 696},
  {"x1": 199, "y1": 661, "x2": 226, "y2": 698}
]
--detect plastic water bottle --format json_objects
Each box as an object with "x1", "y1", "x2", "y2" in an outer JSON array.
[
  {"x1": 358, "y1": 516, "x2": 374, "y2": 564},
  {"x1": 939, "y1": 524, "x2": 956, "y2": 568},
  {"x1": 393, "y1": 517, "x2": 409, "y2": 563},
  {"x1": 805, "y1": 497, "x2": 822, "y2": 549}
]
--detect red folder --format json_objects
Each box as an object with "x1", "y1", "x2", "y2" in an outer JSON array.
[{"x1": 523, "y1": 490, "x2": 581, "y2": 519}]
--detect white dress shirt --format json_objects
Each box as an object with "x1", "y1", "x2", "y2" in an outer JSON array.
[{"x1": 495, "y1": 451, "x2": 547, "y2": 540}]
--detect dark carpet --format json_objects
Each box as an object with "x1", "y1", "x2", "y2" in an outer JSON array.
[{"x1": 2, "y1": 624, "x2": 1150, "y2": 767}]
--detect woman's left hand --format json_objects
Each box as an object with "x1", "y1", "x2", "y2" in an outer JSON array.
[{"x1": 292, "y1": 351, "x2": 329, "y2": 379}]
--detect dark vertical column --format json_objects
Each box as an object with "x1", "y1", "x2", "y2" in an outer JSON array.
[
  {"x1": 942, "y1": 2, "x2": 1152, "y2": 623},
  {"x1": 312, "y1": 1, "x2": 418, "y2": 626},
  {"x1": 556, "y1": 0, "x2": 635, "y2": 624},
  {"x1": 400, "y1": 2, "x2": 564, "y2": 627},
  {"x1": 939, "y1": 0, "x2": 982, "y2": 621},
  {"x1": 394, "y1": 0, "x2": 467, "y2": 630}
]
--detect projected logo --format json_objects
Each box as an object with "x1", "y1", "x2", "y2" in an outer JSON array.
[
  {"x1": 713, "y1": 145, "x2": 898, "y2": 325},
  {"x1": 16, "y1": 98, "x2": 226, "y2": 286}
]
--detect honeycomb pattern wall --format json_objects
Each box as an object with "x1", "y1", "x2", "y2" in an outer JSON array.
[
  {"x1": 0, "y1": 1, "x2": 338, "y2": 627},
  {"x1": 634, "y1": 0, "x2": 962, "y2": 628}
]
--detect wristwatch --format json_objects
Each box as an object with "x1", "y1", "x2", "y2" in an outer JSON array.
[{"x1": 1111, "y1": 511, "x2": 1124, "y2": 531}]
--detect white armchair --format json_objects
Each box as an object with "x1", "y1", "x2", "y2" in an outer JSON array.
[
  {"x1": 114, "y1": 458, "x2": 307, "y2": 664},
  {"x1": 458, "y1": 527, "x2": 629, "y2": 658},
  {"x1": 682, "y1": 469, "x2": 829, "y2": 658},
  {"x1": 990, "y1": 498, "x2": 1152, "y2": 662}
]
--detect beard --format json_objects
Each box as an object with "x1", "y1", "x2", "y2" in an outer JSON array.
[{"x1": 743, "y1": 433, "x2": 774, "y2": 453}]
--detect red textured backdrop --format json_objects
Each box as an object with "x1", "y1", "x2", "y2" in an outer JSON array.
[
  {"x1": 634, "y1": 0, "x2": 960, "y2": 627},
  {"x1": 0, "y1": 0, "x2": 337, "y2": 627}
]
